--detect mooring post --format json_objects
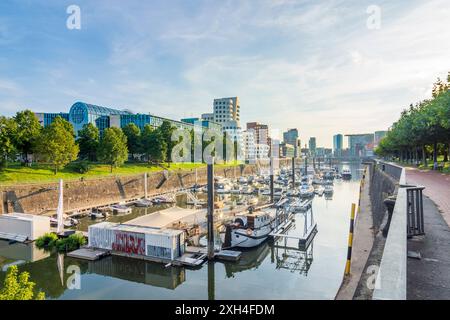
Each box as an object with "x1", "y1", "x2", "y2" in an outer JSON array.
[
  {"x1": 208, "y1": 261, "x2": 215, "y2": 300},
  {"x1": 292, "y1": 157, "x2": 295, "y2": 189},
  {"x1": 270, "y1": 157, "x2": 274, "y2": 203},
  {"x1": 207, "y1": 159, "x2": 215, "y2": 260},
  {"x1": 344, "y1": 203, "x2": 356, "y2": 275}
]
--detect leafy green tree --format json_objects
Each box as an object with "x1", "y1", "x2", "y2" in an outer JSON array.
[
  {"x1": 0, "y1": 116, "x2": 17, "y2": 169},
  {"x1": 157, "y1": 121, "x2": 176, "y2": 164},
  {"x1": 141, "y1": 124, "x2": 167, "y2": 163},
  {"x1": 13, "y1": 110, "x2": 41, "y2": 164},
  {"x1": 0, "y1": 265, "x2": 45, "y2": 300},
  {"x1": 122, "y1": 123, "x2": 141, "y2": 159},
  {"x1": 36, "y1": 117, "x2": 79, "y2": 174},
  {"x1": 77, "y1": 123, "x2": 99, "y2": 161},
  {"x1": 97, "y1": 127, "x2": 128, "y2": 172}
]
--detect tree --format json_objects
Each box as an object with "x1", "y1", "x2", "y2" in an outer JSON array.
[
  {"x1": 0, "y1": 265, "x2": 45, "y2": 300},
  {"x1": 122, "y1": 123, "x2": 141, "y2": 159},
  {"x1": 141, "y1": 124, "x2": 166, "y2": 164},
  {"x1": 0, "y1": 116, "x2": 17, "y2": 169},
  {"x1": 77, "y1": 123, "x2": 99, "y2": 161},
  {"x1": 13, "y1": 110, "x2": 41, "y2": 164},
  {"x1": 97, "y1": 127, "x2": 128, "y2": 173},
  {"x1": 157, "y1": 121, "x2": 176, "y2": 164},
  {"x1": 36, "y1": 117, "x2": 79, "y2": 174}
]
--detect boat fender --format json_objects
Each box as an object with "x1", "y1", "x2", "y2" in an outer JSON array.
[{"x1": 246, "y1": 228, "x2": 252, "y2": 235}]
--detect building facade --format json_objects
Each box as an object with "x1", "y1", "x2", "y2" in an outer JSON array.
[
  {"x1": 308, "y1": 137, "x2": 317, "y2": 156},
  {"x1": 346, "y1": 134, "x2": 374, "y2": 157},
  {"x1": 35, "y1": 102, "x2": 218, "y2": 137},
  {"x1": 283, "y1": 129, "x2": 301, "y2": 157},
  {"x1": 333, "y1": 134, "x2": 343, "y2": 157}
]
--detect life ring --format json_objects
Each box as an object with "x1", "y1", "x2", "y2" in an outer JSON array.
[{"x1": 246, "y1": 228, "x2": 253, "y2": 236}]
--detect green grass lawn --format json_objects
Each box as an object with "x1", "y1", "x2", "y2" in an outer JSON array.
[
  {"x1": 0, "y1": 161, "x2": 242, "y2": 185},
  {"x1": 396, "y1": 155, "x2": 450, "y2": 173}
]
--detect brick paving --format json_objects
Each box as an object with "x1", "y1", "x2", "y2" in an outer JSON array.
[
  {"x1": 406, "y1": 167, "x2": 450, "y2": 300},
  {"x1": 406, "y1": 167, "x2": 450, "y2": 228}
]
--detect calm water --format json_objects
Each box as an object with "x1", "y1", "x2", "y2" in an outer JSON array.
[{"x1": 0, "y1": 163, "x2": 363, "y2": 300}]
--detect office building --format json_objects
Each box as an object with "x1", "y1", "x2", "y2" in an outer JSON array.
[
  {"x1": 346, "y1": 134, "x2": 374, "y2": 157},
  {"x1": 283, "y1": 129, "x2": 301, "y2": 157},
  {"x1": 333, "y1": 134, "x2": 343, "y2": 157},
  {"x1": 35, "y1": 101, "x2": 218, "y2": 137},
  {"x1": 308, "y1": 137, "x2": 317, "y2": 155}
]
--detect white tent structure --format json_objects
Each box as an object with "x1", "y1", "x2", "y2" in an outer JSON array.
[{"x1": 126, "y1": 207, "x2": 206, "y2": 229}]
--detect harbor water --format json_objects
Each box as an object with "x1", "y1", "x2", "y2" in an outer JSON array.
[{"x1": 0, "y1": 163, "x2": 363, "y2": 300}]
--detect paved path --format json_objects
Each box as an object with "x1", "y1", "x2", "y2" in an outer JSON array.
[
  {"x1": 406, "y1": 168, "x2": 450, "y2": 299},
  {"x1": 406, "y1": 167, "x2": 450, "y2": 227}
]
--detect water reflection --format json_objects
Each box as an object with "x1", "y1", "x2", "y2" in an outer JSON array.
[
  {"x1": 0, "y1": 162, "x2": 363, "y2": 300},
  {"x1": 88, "y1": 255, "x2": 186, "y2": 290}
]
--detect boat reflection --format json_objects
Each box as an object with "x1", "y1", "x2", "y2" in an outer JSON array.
[
  {"x1": 0, "y1": 240, "x2": 50, "y2": 271},
  {"x1": 87, "y1": 255, "x2": 186, "y2": 290}
]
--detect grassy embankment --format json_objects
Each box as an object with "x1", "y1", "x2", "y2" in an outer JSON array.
[
  {"x1": 396, "y1": 155, "x2": 450, "y2": 173},
  {"x1": 0, "y1": 161, "x2": 242, "y2": 185}
]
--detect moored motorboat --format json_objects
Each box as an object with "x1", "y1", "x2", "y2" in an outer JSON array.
[
  {"x1": 342, "y1": 168, "x2": 352, "y2": 180},
  {"x1": 134, "y1": 198, "x2": 153, "y2": 207},
  {"x1": 110, "y1": 204, "x2": 132, "y2": 214},
  {"x1": 221, "y1": 208, "x2": 274, "y2": 249}
]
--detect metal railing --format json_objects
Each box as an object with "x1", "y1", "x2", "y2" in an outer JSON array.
[{"x1": 406, "y1": 186, "x2": 425, "y2": 237}]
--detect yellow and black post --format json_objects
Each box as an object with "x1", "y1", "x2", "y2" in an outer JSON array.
[{"x1": 345, "y1": 203, "x2": 356, "y2": 275}]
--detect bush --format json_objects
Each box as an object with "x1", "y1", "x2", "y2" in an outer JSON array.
[
  {"x1": 55, "y1": 233, "x2": 86, "y2": 252},
  {"x1": 70, "y1": 161, "x2": 90, "y2": 174},
  {"x1": 35, "y1": 233, "x2": 58, "y2": 248}
]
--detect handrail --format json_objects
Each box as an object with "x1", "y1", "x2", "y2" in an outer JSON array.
[{"x1": 372, "y1": 162, "x2": 407, "y2": 300}]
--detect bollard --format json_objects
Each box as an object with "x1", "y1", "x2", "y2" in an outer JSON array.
[
  {"x1": 292, "y1": 157, "x2": 295, "y2": 189},
  {"x1": 344, "y1": 203, "x2": 356, "y2": 275}
]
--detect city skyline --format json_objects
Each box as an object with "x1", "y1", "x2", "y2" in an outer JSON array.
[{"x1": 1, "y1": 0, "x2": 449, "y2": 148}]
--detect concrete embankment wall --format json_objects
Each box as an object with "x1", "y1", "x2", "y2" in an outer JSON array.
[
  {"x1": 368, "y1": 163, "x2": 398, "y2": 229},
  {"x1": 0, "y1": 160, "x2": 291, "y2": 215}
]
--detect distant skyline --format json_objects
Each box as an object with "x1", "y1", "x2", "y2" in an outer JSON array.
[{"x1": 0, "y1": 0, "x2": 449, "y2": 148}]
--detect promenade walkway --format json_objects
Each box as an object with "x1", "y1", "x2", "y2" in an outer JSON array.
[{"x1": 406, "y1": 168, "x2": 450, "y2": 299}]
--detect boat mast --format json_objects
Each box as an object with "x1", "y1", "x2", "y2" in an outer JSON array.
[{"x1": 56, "y1": 179, "x2": 64, "y2": 234}]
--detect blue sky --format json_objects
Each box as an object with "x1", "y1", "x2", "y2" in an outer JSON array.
[{"x1": 0, "y1": 0, "x2": 449, "y2": 147}]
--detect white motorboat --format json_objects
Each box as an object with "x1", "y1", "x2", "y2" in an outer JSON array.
[
  {"x1": 324, "y1": 185, "x2": 334, "y2": 195},
  {"x1": 230, "y1": 185, "x2": 242, "y2": 194},
  {"x1": 50, "y1": 217, "x2": 79, "y2": 228},
  {"x1": 315, "y1": 186, "x2": 325, "y2": 196},
  {"x1": 286, "y1": 189, "x2": 299, "y2": 197},
  {"x1": 110, "y1": 204, "x2": 132, "y2": 214},
  {"x1": 216, "y1": 183, "x2": 231, "y2": 194},
  {"x1": 135, "y1": 198, "x2": 153, "y2": 207},
  {"x1": 151, "y1": 196, "x2": 175, "y2": 204},
  {"x1": 241, "y1": 186, "x2": 254, "y2": 195},
  {"x1": 238, "y1": 176, "x2": 248, "y2": 184},
  {"x1": 90, "y1": 211, "x2": 108, "y2": 219},
  {"x1": 260, "y1": 188, "x2": 271, "y2": 196},
  {"x1": 299, "y1": 183, "x2": 315, "y2": 198},
  {"x1": 342, "y1": 168, "x2": 352, "y2": 180},
  {"x1": 221, "y1": 209, "x2": 274, "y2": 248}
]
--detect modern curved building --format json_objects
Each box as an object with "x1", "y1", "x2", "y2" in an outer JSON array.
[{"x1": 35, "y1": 101, "x2": 219, "y2": 136}]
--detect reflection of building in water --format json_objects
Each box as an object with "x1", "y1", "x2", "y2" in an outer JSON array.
[
  {"x1": 0, "y1": 240, "x2": 50, "y2": 270},
  {"x1": 88, "y1": 255, "x2": 185, "y2": 290},
  {"x1": 271, "y1": 238, "x2": 314, "y2": 276},
  {"x1": 223, "y1": 243, "x2": 271, "y2": 278}
]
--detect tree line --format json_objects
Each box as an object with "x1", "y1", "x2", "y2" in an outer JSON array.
[
  {"x1": 376, "y1": 72, "x2": 450, "y2": 169},
  {"x1": 0, "y1": 111, "x2": 237, "y2": 174}
]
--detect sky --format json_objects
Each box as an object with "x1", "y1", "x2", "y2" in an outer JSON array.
[{"x1": 0, "y1": 0, "x2": 449, "y2": 148}]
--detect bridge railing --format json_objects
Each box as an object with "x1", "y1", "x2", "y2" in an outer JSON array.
[{"x1": 372, "y1": 162, "x2": 407, "y2": 300}]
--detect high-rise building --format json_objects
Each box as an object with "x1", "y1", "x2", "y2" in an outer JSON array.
[
  {"x1": 333, "y1": 134, "x2": 343, "y2": 156},
  {"x1": 346, "y1": 134, "x2": 374, "y2": 157},
  {"x1": 247, "y1": 122, "x2": 269, "y2": 145},
  {"x1": 283, "y1": 129, "x2": 300, "y2": 157},
  {"x1": 374, "y1": 130, "x2": 387, "y2": 145},
  {"x1": 308, "y1": 137, "x2": 317, "y2": 155}
]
